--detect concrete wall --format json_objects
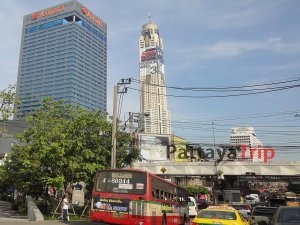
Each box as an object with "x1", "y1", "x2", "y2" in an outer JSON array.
[{"x1": 27, "y1": 196, "x2": 44, "y2": 221}]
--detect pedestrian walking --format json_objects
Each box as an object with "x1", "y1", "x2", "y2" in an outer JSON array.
[{"x1": 62, "y1": 195, "x2": 69, "y2": 221}]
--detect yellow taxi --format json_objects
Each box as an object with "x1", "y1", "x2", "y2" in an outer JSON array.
[{"x1": 191, "y1": 205, "x2": 249, "y2": 225}]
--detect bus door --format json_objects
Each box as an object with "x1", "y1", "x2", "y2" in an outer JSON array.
[{"x1": 131, "y1": 200, "x2": 147, "y2": 224}]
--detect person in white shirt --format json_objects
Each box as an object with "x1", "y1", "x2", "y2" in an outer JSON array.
[{"x1": 62, "y1": 195, "x2": 69, "y2": 221}]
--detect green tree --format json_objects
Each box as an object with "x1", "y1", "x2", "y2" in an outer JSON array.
[
  {"x1": 0, "y1": 165, "x2": 11, "y2": 195},
  {"x1": 3, "y1": 97, "x2": 139, "y2": 198},
  {"x1": 0, "y1": 84, "x2": 18, "y2": 132},
  {"x1": 186, "y1": 184, "x2": 209, "y2": 196}
]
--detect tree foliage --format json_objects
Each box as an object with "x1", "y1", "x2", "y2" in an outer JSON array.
[
  {"x1": 3, "y1": 97, "x2": 139, "y2": 196},
  {"x1": 0, "y1": 84, "x2": 18, "y2": 132},
  {"x1": 185, "y1": 184, "x2": 209, "y2": 196}
]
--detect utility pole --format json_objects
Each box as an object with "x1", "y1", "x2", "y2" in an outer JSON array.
[
  {"x1": 110, "y1": 79, "x2": 131, "y2": 169},
  {"x1": 212, "y1": 121, "x2": 216, "y2": 159},
  {"x1": 111, "y1": 85, "x2": 118, "y2": 169}
]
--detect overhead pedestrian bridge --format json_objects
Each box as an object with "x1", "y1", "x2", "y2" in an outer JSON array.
[{"x1": 133, "y1": 160, "x2": 300, "y2": 177}]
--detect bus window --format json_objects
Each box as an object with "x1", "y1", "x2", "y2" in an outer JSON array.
[
  {"x1": 156, "y1": 189, "x2": 160, "y2": 199},
  {"x1": 152, "y1": 189, "x2": 156, "y2": 198},
  {"x1": 96, "y1": 170, "x2": 146, "y2": 194}
]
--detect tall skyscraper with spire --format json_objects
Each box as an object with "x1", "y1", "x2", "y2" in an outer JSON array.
[{"x1": 138, "y1": 18, "x2": 171, "y2": 134}]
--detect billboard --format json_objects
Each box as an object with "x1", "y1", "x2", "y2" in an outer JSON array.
[
  {"x1": 138, "y1": 134, "x2": 170, "y2": 161},
  {"x1": 140, "y1": 46, "x2": 164, "y2": 63},
  {"x1": 141, "y1": 48, "x2": 157, "y2": 62},
  {"x1": 172, "y1": 136, "x2": 188, "y2": 162}
]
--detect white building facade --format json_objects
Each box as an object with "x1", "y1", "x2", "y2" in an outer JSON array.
[
  {"x1": 138, "y1": 21, "x2": 171, "y2": 134},
  {"x1": 230, "y1": 126, "x2": 264, "y2": 162}
]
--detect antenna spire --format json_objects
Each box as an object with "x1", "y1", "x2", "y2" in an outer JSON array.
[{"x1": 148, "y1": 12, "x2": 151, "y2": 23}]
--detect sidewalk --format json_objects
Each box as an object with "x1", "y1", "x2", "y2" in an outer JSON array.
[
  {"x1": 0, "y1": 219, "x2": 93, "y2": 225},
  {"x1": 0, "y1": 200, "x2": 94, "y2": 225},
  {"x1": 0, "y1": 200, "x2": 27, "y2": 219}
]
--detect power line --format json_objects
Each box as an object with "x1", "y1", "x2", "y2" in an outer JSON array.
[
  {"x1": 128, "y1": 84, "x2": 300, "y2": 98},
  {"x1": 128, "y1": 76, "x2": 300, "y2": 98},
  {"x1": 171, "y1": 110, "x2": 299, "y2": 123},
  {"x1": 130, "y1": 76, "x2": 300, "y2": 91}
]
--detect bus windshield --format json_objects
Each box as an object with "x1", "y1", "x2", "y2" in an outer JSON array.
[{"x1": 96, "y1": 170, "x2": 147, "y2": 194}]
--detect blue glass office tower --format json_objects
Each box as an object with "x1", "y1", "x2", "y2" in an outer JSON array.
[{"x1": 16, "y1": 0, "x2": 107, "y2": 118}]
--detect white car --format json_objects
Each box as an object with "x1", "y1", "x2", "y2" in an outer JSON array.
[
  {"x1": 188, "y1": 196, "x2": 198, "y2": 217},
  {"x1": 245, "y1": 195, "x2": 256, "y2": 205},
  {"x1": 250, "y1": 194, "x2": 260, "y2": 203}
]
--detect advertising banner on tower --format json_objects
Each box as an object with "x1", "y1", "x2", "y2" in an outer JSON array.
[
  {"x1": 140, "y1": 46, "x2": 164, "y2": 63},
  {"x1": 141, "y1": 48, "x2": 157, "y2": 62},
  {"x1": 138, "y1": 134, "x2": 170, "y2": 161}
]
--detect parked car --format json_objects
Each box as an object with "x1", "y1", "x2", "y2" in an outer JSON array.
[
  {"x1": 269, "y1": 206, "x2": 300, "y2": 225},
  {"x1": 250, "y1": 194, "x2": 260, "y2": 203},
  {"x1": 230, "y1": 202, "x2": 252, "y2": 219},
  {"x1": 188, "y1": 196, "x2": 198, "y2": 217},
  {"x1": 248, "y1": 206, "x2": 277, "y2": 225},
  {"x1": 246, "y1": 195, "x2": 257, "y2": 205}
]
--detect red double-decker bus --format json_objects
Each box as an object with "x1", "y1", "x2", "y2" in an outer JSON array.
[{"x1": 89, "y1": 168, "x2": 189, "y2": 225}]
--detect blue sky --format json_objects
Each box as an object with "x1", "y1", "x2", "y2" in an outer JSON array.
[{"x1": 0, "y1": 0, "x2": 300, "y2": 160}]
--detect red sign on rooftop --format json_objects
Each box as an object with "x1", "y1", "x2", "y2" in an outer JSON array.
[
  {"x1": 32, "y1": 5, "x2": 65, "y2": 20},
  {"x1": 82, "y1": 7, "x2": 104, "y2": 27}
]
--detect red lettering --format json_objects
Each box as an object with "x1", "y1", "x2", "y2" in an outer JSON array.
[
  {"x1": 31, "y1": 5, "x2": 65, "y2": 20},
  {"x1": 240, "y1": 145, "x2": 276, "y2": 163},
  {"x1": 250, "y1": 148, "x2": 256, "y2": 159},
  {"x1": 239, "y1": 144, "x2": 248, "y2": 158},
  {"x1": 264, "y1": 148, "x2": 275, "y2": 163},
  {"x1": 257, "y1": 145, "x2": 262, "y2": 159},
  {"x1": 31, "y1": 13, "x2": 38, "y2": 20},
  {"x1": 81, "y1": 7, "x2": 104, "y2": 27},
  {"x1": 39, "y1": 11, "x2": 45, "y2": 18}
]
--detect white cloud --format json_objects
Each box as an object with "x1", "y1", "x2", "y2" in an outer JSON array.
[
  {"x1": 199, "y1": 38, "x2": 300, "y2": 58},
  {"x1": 265, "y1": 37, "x2": 300, "y2": 54},
  {"x1": 201, "y1": 41, "x2": 264, "y2": 57}
]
